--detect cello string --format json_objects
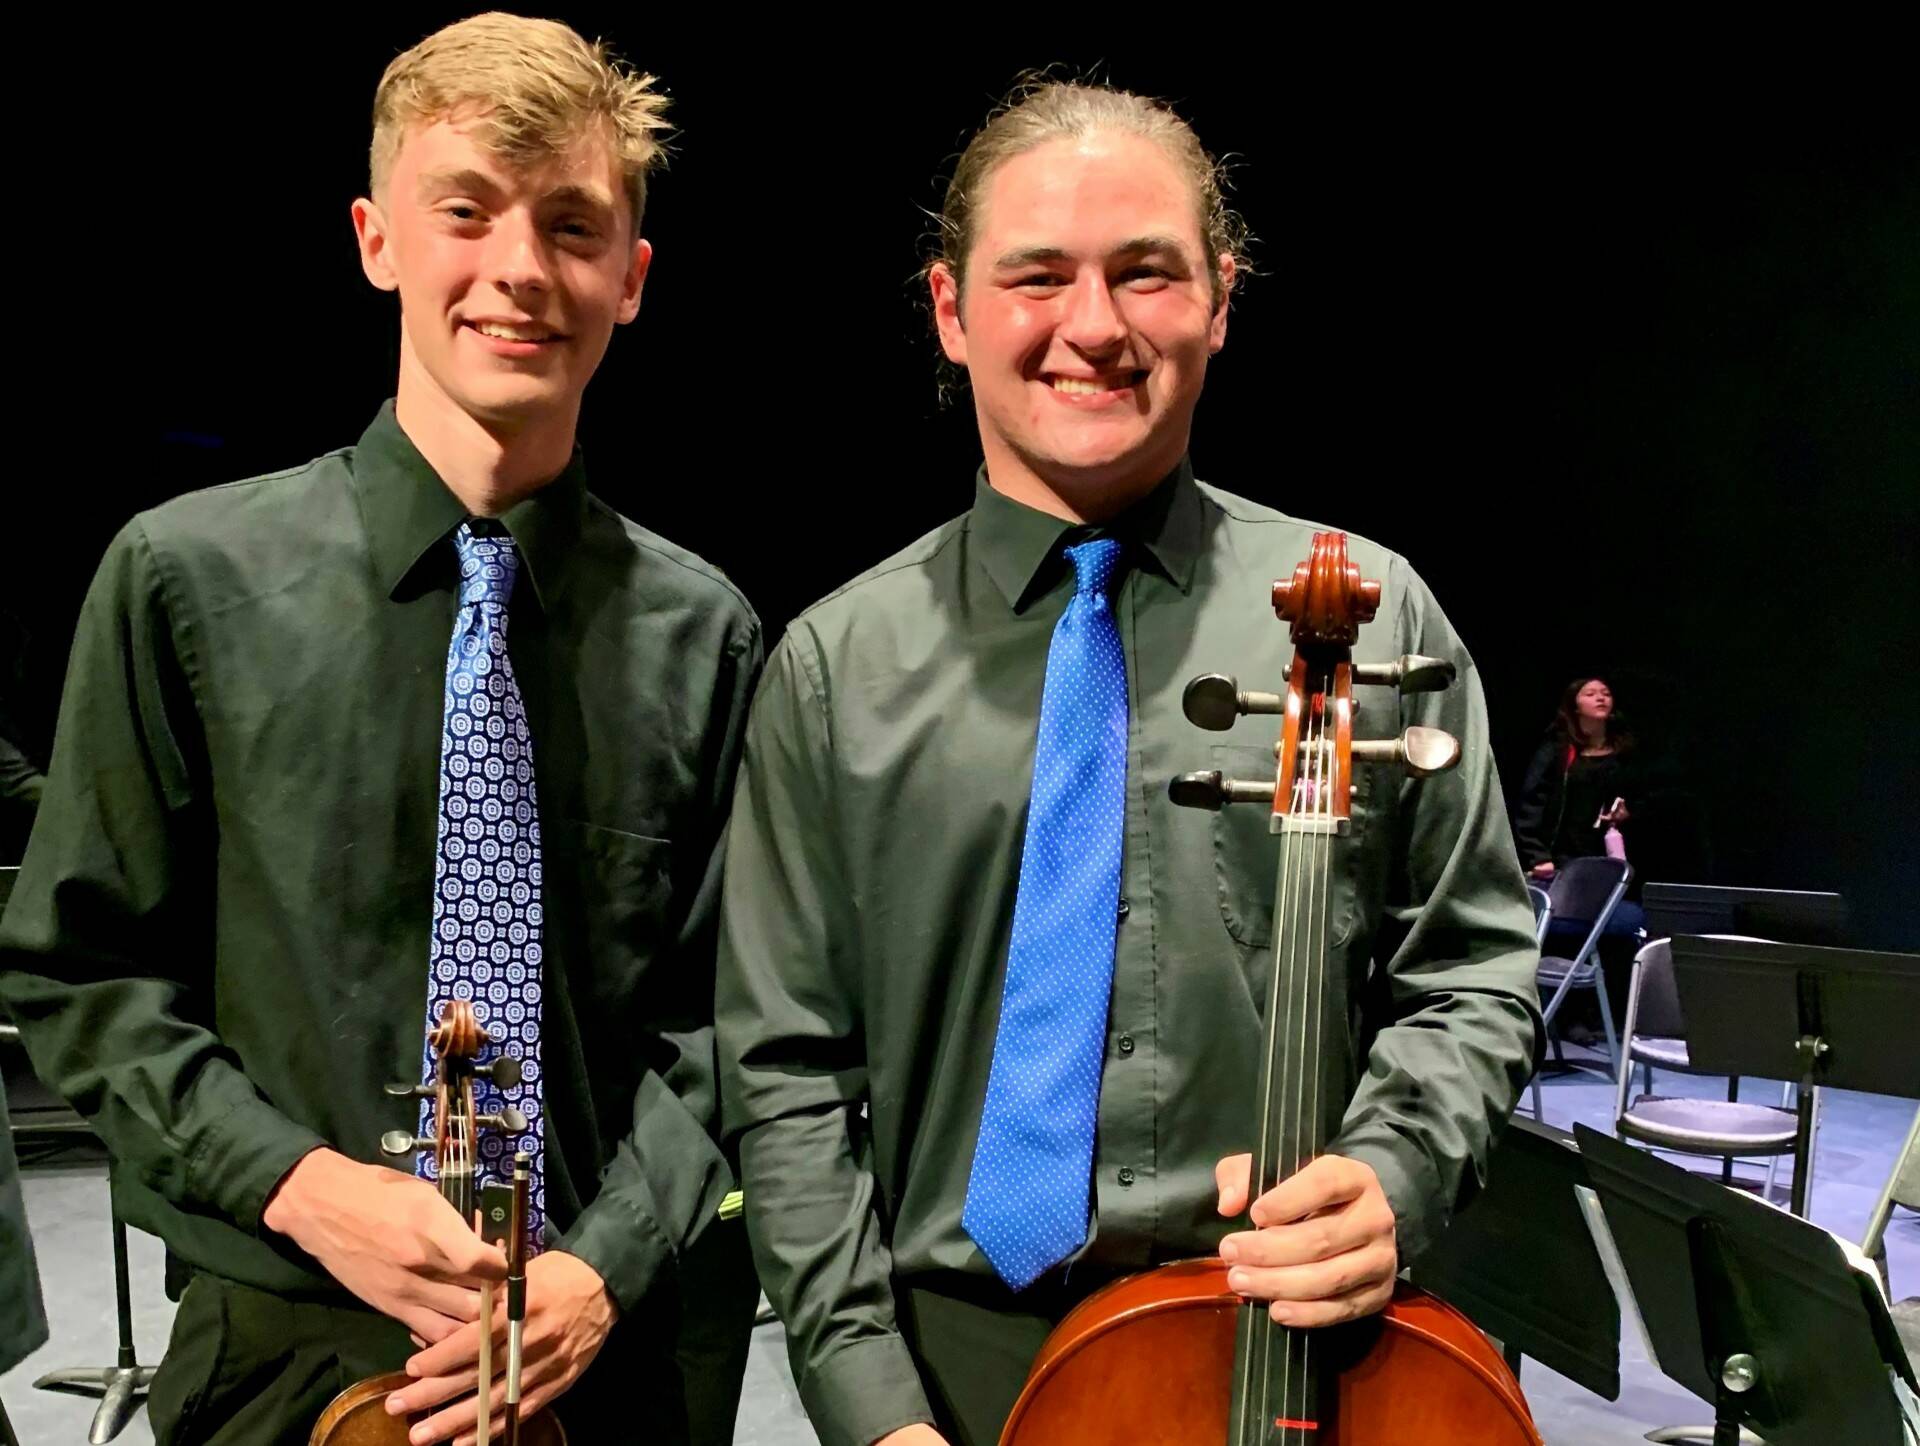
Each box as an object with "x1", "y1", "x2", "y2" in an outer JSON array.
[{"x1": 1293, "y1": 687, "x2": 1330, "y2": 1443}]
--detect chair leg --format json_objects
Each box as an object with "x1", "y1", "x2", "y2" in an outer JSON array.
[
  {"x1": 1641, "y1": 1062, "x2": 1653, "y2": 1098},
  {"x1": 1530, "y1": 1073, "x2": 1544, "y2": 1123},
  {"x1": 1593, "y1": 971, "x2": 1622, "y2": 1079}
]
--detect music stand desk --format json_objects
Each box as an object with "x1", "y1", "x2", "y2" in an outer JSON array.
[{"x1": 1575, "y1": 1123, "x2": 1916, "y2": 1446}]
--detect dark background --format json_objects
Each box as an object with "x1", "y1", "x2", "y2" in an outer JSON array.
[{"x1": 4, "y1": 16, "x2": 1916, "y2": 944}]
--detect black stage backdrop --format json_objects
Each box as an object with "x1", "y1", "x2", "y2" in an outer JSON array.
[{"x1": 5, "y1": 17, "x2": 1916, "y2": 943}]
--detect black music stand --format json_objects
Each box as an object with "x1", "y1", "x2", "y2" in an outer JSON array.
[
  {"x1": 1409, "y1": 1116, "x2": 1620, "y2": 1400},
  {"x1": 1641, "y1": 884, "x2": 1847, "y2": 947},
  {"x1": 1574, "y1": 1123, "x2": 1916, "y2": 1446},
  {"x1": 0, "y1": 867, "x2": 157, "y2": 1442},
  {"x1": 1670, "y1": 937, "x2": 1920, "y2": 1217}
]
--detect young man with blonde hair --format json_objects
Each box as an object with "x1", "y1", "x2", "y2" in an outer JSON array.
[
  {"x1": 1, "y1": 15, "x2": 757, "y2": 1444},
  {"x1": 718, "y1": 80, "x2": 1541, "y2": 1446}
]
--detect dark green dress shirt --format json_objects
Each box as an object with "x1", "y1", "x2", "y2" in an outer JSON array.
[
  {"x1": 0, "y1": 404, "x2": 761, "y2": 1315},
  {"x1": 716, "y1": 464, "x2": 1543, "y2": 1446}
]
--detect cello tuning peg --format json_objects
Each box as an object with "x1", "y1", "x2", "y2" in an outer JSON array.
[
  {"x1": 1351, "y1": 654, "x2": 1456, "y2": 694},
  {"x1": 1169, "y1": 771, "x2": 1279, "y2": 810},
  {"x1": 383, "y1": 1081, "x2": 434, "y2": 1099},
  {"x1": 478, "y1": 1054, "x2": 523, "y2": 1090},
  {"x1": 380, "y1": 1130, "x2": 429, "y2": 1158},
  {"x1": 1181, "y1": 674, "x2": 1285, "y2": 731},
  {"x1": 1351, "y1": 726, "x2": 1461, "y2": 778}
]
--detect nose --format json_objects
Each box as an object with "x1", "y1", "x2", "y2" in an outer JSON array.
[
  {"x1": 1058, "y1": 268, "x2": 1127, "y2": 354},
  {"x1": 485, "y1": 208, "x2": 553, "y2": 299}
]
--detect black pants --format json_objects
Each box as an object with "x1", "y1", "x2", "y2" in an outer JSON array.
[
  {"x1": 147, "y1": 1230, "x2": 757, "y2": 1446},
  {"x1": 897, "y1": 1270, "x2": 1117, "y2": 1446}
]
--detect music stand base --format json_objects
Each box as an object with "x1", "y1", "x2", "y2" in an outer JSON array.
[
  {"x1": 33, "y1": 1366, "x2": 156, "y2": 1445},
  {"x1": 1644, "y1": 1428, "x2": 1764, "y2": 1445}
]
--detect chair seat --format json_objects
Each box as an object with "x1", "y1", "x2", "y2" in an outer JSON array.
[
  {"x1": 1619, "y1": 1096, "x2": 1798, "y2": 1154},
  {"x1": 1537, "y1": 955, "x2": 1598, "y2": 986},
  {"x1": 1628, "y1": 1036, "x2": 1692, "y2": 1070}
]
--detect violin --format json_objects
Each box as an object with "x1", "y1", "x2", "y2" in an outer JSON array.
[
  {"x1": 999, "y1": 533, "x2": 1540, "y2": 1445},
  {"x1": 310, "y1": 1000, "x2": 566, "y2": 1446}
]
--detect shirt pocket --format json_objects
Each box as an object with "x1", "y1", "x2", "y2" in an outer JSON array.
[
  {"x1": 1209, "y1": 743, "x2": 1368, "y2": 951},
  {"x1": 568, "y1": 822, "x2": 675, "y2": 959}
]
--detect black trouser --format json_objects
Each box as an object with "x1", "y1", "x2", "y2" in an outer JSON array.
[
  {"x1": 896, "y1": 1269, "x2": 1118, "y2": 1446},
  {"x1": 147, "y1": 1229, "x2": 757, "y2": 1446}
]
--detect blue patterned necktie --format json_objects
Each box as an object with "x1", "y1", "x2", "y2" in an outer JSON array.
[
  {"x1": 420, "y1": 523, "x2": 545, "y2": 1245},
  {"x1": 964, "y1": 537, "x2": 1130, "y2": 1290}
]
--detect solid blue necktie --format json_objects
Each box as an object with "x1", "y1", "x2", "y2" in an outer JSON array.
[
  {"x1": 964, "y1": 537, "x2": 1129, "y2": 1290},
  {"x1": 420, "y1": 524, "x2": 545, "y2": 1244}
]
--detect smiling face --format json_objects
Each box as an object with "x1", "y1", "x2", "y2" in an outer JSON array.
[
  {"x1": 352, "y1": 115, "x2": 650, "y2": 436},
  {"x1": 931, "y1": 131, "x2": 1231, "y2": 518}
]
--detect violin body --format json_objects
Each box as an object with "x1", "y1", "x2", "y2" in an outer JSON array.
[
  {"x1": 311, "y1": 1373, "x2": 568, "y2": 1446},
  {"x1": 1001, "y1": 1262, "x2": 1538, "y2": 1445}
]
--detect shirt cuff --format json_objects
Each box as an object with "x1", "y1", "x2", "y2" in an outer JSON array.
[
  {"x1": 1327, "y1": 1131, "x2": 1445, "y2": 1265},
  {"x1": 555, "y1": 1187, "x2": 674, "y2": 1316},
  {"x1": 191, "y1": 1095, "x2": 329, "y2": 1232},
  {"x1": 799, "y1": 1334, "x2": 935, "y2": 1446}
]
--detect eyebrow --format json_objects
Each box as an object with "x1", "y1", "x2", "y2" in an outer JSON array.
[
  {"x1": 415, "y1": 170, "x2": 615, "y2": 214},
  {"x1": 990, "y1": 234, "x2": 1196, "y2": 270}
]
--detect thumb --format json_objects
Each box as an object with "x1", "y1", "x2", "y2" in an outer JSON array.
[{"x1": 1215, "y1": 1153, "x2": 1252, "y2": 1216}]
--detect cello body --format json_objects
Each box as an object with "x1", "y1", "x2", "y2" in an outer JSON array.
[{"x1": 1000, "y1": 1262, "x2": 1539, "y2": 1444}]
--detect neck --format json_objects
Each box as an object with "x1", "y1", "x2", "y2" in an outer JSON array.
[
  {"x1": 979, "y1": 429, "x2": 1182, "y2": 524},
  {"x1": 395, "y1": 353, "x2": 578, "y2": 518},
  {"x1": 1577, "y1": 720, "x2": 1609, "y2": 749}
]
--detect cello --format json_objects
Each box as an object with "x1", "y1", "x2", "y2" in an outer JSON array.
[
  {"x1": 310, "y1": 1000, "x2": 566, "y2": 1446},
  {"x1": 999, "y1": 532, "x2": 1540, "y2": 1445}
]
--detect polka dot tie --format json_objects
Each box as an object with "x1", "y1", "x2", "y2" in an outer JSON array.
[
  {"x1": 963, "y1": 537, "x2": 1129, "y2": 1290},
  {"x1": 418, "y1": 524, "x2": 545, "y2": 1246}
]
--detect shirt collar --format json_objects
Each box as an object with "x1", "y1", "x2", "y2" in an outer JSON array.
[
  {"x1": 967, "y1": 456, "x2": 1203, "y2": 613},
  {"x1": 349, "y1": 400, "x2": 589, "y2": 610}
]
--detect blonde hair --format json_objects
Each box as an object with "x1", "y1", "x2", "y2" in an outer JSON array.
[
  {"x1": 932, "y1": 78, "x2": 1248, "y2": 310},
  {"x1": 370, "y1": 13, "x2": 669, "y2": 233}
]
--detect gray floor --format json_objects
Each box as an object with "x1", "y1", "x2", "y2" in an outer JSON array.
[{"x1": 6, "y1": 1059, "x2": 1916, "y2": 1445}]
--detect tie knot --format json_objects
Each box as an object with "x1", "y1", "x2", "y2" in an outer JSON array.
[
  {"x1": 1065, "y1": 537, "x2": 1124, "y2": 598},
  {"x1": 455, "y1": 524, "x2": 519, "y2": 609}
]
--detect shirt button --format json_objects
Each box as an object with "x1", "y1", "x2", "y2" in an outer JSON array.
[
  {"x1": 1117, "y1": 1034, "x2": 1135, "y2": 1057},
  {"x1": 1118, "y1": 1167, "x2": 1136, "y2": 1187},
  {"x1": 1116, "y1": 897, "x2": 1131, "y2": 920}
]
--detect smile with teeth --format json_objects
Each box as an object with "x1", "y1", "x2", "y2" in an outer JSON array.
[
  {"x1": 471, "y1": 320, "x2": 561, "y2": 342},
  {"x1": 1048, "y1": 371, "x2": 1145, "y2": 395}
]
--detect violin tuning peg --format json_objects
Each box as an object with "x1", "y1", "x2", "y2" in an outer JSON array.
[
  {"x1": 1351, "y1": 726, "x2": 1461, "y2": 778},
  {"x1": 479, "y1": 1107, "x2": 529, "y2": 1135},
  {"x1": 380, "y1": 1130, "x2": 428, "y2": 1158},
  {"x1": 479, "y1": 1054, "x2": 523, "y2": 1090},
  {"x1": 1352, "y1": 654, "x2": 1456, "y2": 694}
]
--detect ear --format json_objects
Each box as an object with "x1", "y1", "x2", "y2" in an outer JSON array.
[
  {"x1": 1208, "y1": 253, "x2": 1235, "y2": 354},
  {"x1": 352, "y1": 196, "x2": 399, "y2": 294},
  {"x1": 930, "y1": 261, "x2": 968, "y2": 366},
  {"x1": 615, "y1": 236, "x2": 653, "y2": 325}
]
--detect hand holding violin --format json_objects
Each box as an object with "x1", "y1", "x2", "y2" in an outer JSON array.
[
  {"x1": 263, "y1": 1146, "x2": 506, "y2": 1343},
  {"x1": 385, "y1": 1249, "x2": 616, "y2": 1446},
  {"x1": 1215, "y1": 1151, "x2": 1399, "y2": 1327}
]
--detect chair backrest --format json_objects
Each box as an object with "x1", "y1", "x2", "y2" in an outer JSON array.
[
  {"x1": 1628, "y1": 938, "x2": 1685, "y2": 1037},
  {"x1": 1547, "y1": 856, "x2": 1632, "y2": 924},
  {"x1": 1528, "y1": 886, "x2": 1552, "y2": 948}
]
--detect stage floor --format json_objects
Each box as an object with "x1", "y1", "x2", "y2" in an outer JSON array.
[{"x1": 7, "y1": 1058, "x2": 1915, "y2": 1444}]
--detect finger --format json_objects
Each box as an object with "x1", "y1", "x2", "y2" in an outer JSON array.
[
  {"x1": 1224, "y1": 1241, "x2": 1399, "y2": 1308},
  {"x1": 1215, "y1": 1153, "x2": 1253, "y2": 1216},
  {"x1": 396, "y1": 1304, "x2": 472, "y2": 1346},
  {"x1": 422, "y1": 1231, "x2": 509, "y2": 1286},
  {"x1": 1250, "y1": 1156, "x2": 1368, "y2": 1228},
  {"x1": 1219, "y1": 1203, "x2": 1384, "y2": 1269},
  {"x1": 385, "y1": 1362, "x2": 480, "y2": 1417},
  {"x1": 1263, "y1": 1274, "x2": 1397, "y2": 1329},
  {"x1": 407, "y1": 1320, "x2": 489, "y2": 1379},
  {"x1": 405, "y1": 1391, "x2": 481, "y2": 1446}
]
